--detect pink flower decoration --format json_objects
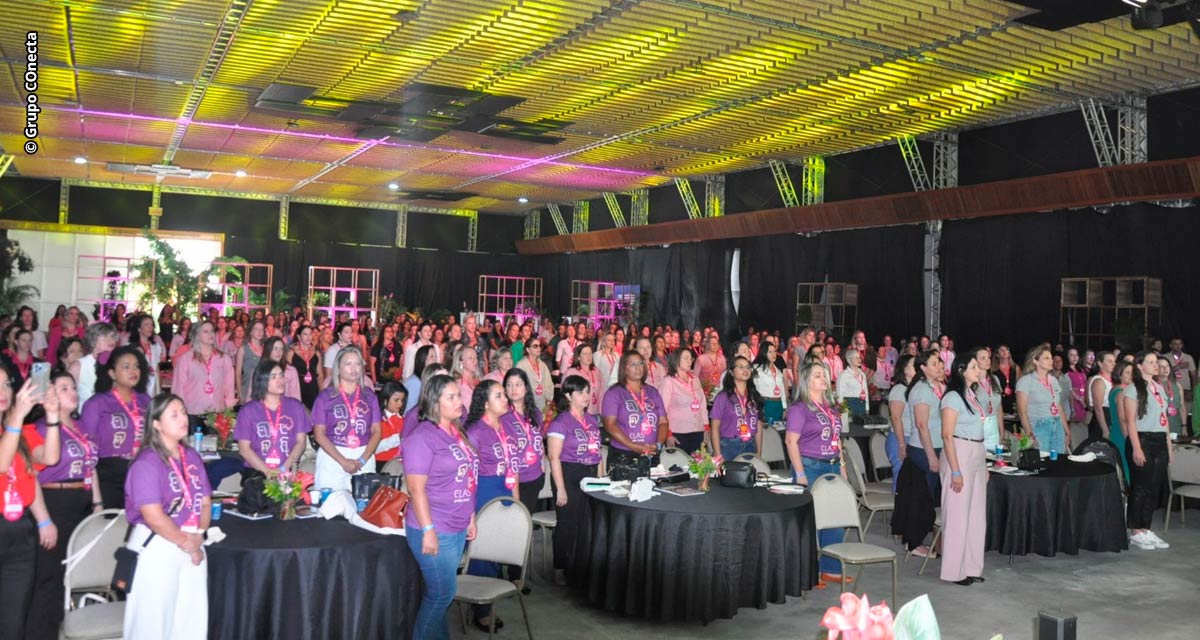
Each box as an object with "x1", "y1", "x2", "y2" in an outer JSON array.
[{"x1": 821, "y1": 593, "x2": 894, "y2": 640}]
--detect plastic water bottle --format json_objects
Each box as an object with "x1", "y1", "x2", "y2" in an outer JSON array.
[{"x1": 192, "y1": 424, "x2": 204, "y2": 452}]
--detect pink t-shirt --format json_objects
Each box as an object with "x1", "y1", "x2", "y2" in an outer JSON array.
[
  {"x1": 658, "y1": 373, "x2": 708, "y2": 434},
  {"x1": 173, "y1": 350, "x2": 236, "y2": 414}
]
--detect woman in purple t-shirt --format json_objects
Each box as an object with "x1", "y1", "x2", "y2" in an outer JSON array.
[
  {"x1": 404, "y1": 375, "x2": 478, "y2": 640},
  {"x1": 463, "y1": 380, "x2": 516, "y2": 631},
  {"x1": 311, "y1": 347, "x2": 382, "y2": 492},
  {"x1": 709, "y1": 355, "x2": 764, "y2": 462},
  {"x1": 81, "y1": 345, "x2": 151, "y2": 509},
  {"x1": 122, "y1": 394, "x2": 212, "y2": 640},
  {"x1": 784, "y1": 360, "x2": 848, "y2": 584},
  {"x1": 547, "y1": 374, "x2": 602, "y2": 584},
  {"x1": 601, "y1": 351, "x2": 668, "y2": 474},
  {"x1": 501, "y1": 368, "x2": 544, "y2": 517},
  {"x1": 234, "y1": 360, "x2": 311, "y2": 478}
]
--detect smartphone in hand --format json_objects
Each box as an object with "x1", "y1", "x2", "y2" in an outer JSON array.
[{"x1": 30, "y1": 362, "x2": 51, "y2": 397}]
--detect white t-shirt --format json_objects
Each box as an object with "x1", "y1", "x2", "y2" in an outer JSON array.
[
  {"x1": 753, "y1": 362, "x2": 786, "y2": 399},
  {"x1": 837, "y1": 367, "x2": 869, "y2": 410},
  {"x1": 31, "y1": 330, "x2": 48, "y2": 359}
]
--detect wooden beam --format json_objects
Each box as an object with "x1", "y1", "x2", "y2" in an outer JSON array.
[{"x1": 516, "y1": 156, "x2": 1200, "y2": 255}]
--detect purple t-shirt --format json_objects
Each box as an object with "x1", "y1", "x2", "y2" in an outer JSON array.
[
  {"x1": 311, "y1": 386, "x2": 381, "y2": 448},
  {"x1": 547, "y1": 411, "x2": 602, "y2": 465},
  {"x1": 500, "y1": 408, "x2": 544, "y2": 483},
  {"x1": 124, "y1": 447, "x2": 212, "y2": 529},
  {"x1": 403, "y1": 420, "x2": 478, "y2": 533},
  {"x1": 36, "y1": 420, "x2": 98, "y2": 484},
  {"x1": 466, "y1": 419, "x2": 519, "y2": 479},
  {"x1": 710, "y1": 390, "x2": 760, "y2": 440},
  {"x1": 233, "y1": 398, "x2": 313, "y2": 469},
  {"x1": 786, "y1": 401, "x2": 843, "y2": 460},
  {"x1": 80, "y1": 391, "x2": 152, "y2": 459},
  {"x1": 601, "y1": 385, "x2": 665, "y2": 451}
]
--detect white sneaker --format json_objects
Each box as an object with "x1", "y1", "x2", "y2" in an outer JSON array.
[
  {"x1": 1145, "y1": 531, "x2": 1170, "y2": 549},
  {"x1": 1129, "y1": 531, "x2": 1156, "y2": 550}
]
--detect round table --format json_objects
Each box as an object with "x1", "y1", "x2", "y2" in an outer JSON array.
[
  {"x1": 571, "y1": 482, "x2": 817, "y2": 624},
  {"x1": 986, "y1": 458, "x2": 1128, "y2": 557},
  {"x1": 206, "y1": 516, "x2": 421, "y2": 639}
]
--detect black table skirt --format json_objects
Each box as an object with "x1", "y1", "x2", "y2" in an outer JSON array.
[
  {"x1": 571, "y1": 482, "x2": 817, "y2": 624},
  {"x1": 986, "y1": 459, "x2": 1128, "y2": 557},
  {"x1": 207, "y1": 516, "x2": 421, "y2": 640}
]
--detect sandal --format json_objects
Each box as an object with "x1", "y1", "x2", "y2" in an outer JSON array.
[{"x1": 473, "y1": 617, "x2": 505, "y2": 632}]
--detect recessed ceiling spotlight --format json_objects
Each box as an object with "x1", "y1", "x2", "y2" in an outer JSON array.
[
  {"x1": 73, "y1": 156, "x2": 87, "y2": 164},
  {"x1": 388, "y1": 183, "x2": 400, "y2": 190},
  {"x1": 517, "y1": 196, "x2": 529, "y2": 203},
  {"x1": 235, "y1": 169, "x2": 247, "y2": 177}
]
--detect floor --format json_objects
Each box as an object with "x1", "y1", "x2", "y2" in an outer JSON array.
[{"x1": 448, "y1": 506, "x2": 1200, "y2": 640}]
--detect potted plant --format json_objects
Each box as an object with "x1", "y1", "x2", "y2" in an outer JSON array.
[
  {"x1": 688, "y1": 446, "x2": 723, "y2": 492},
  {"x1": 262, "y1": 470, "x2": 305, "y2": 520}
]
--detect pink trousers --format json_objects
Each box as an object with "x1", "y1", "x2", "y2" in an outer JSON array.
[{"x1": 939, "y1": 439, "x2": 987, "y2": 582}]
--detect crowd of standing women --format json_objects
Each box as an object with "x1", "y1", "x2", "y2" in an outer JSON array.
[{"x1": 0, "y1": 300, "x2": 1194, "y2": 639}]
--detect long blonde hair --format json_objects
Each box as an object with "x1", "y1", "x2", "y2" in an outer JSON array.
[
  {"x1": 1021, "y1": 344, "x2": 1053, "y2": 379},
  {"x1": 792, "y1": 360, "x2": 837, "y2": 408}
]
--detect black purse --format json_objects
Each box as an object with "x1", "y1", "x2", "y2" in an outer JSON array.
[
  {"x1": 237, "y1": 475, "x2": 273, "y2": 515},
  {"x1": 720, "y1": 461, "x2": 756, "y2": 488},
  {"x1": 112, "y1": 497, "x2": 181, "y2": 594},
  {"x1": 351, "y1": 473, "x2": 402, "y2": 504}
]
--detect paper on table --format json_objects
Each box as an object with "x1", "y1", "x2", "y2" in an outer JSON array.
[{"x1": 1067, "y1": 452, "x2": 1097, "y2": 463}]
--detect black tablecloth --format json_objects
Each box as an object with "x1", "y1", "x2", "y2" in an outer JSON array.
[
  {"x1": 572, "y1": 482, "x2": 817, "y2": 623},
  {"x1": 986, "y1": 459, "x2": 1128, "y2": 557},
  {"x1": 207, "y1": 516, "x2": 421, "y2": 640}
]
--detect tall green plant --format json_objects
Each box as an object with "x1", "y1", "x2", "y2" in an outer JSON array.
[
  {"x1": 0, "y1": 239, "x2": 37, "y2": 317},
  {"x1": 137, "y1": 229, "x2": 200, "y2": 316}
]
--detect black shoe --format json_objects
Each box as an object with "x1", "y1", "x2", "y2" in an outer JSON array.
[
  {"x1": 474, "y1": 617, "x2": 504, "y2": 632},
  {"x1": 521, "y1": 585, "x2": 532, "y2": 595},
  {"x1": 954, "y1": 578, "x2": 973, "y2": 586},
  {"x1": 969, "y1": 576, "x2": 986, "y2": 584}
]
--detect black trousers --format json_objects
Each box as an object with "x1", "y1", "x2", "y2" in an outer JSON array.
[
  {"x1": 96, "y1": 457, "x2": 130, "y2": 509},
  {"x1": 673, "y1": 432, "x2": 705, "y2": 455},
  {"x1": 0, "y1": 514, "x2": 36, "y2": 638},
  {"x1": 1126, "y1": 432, "x2": 1169, "y2": 530},
  {"x1": 27, "y1": 488, "x2": 93, "y2": 640},
  {"x1": 550, "y1": 461, "x2": 597, "y2": 571}
]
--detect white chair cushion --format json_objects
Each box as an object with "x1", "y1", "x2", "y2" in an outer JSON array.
[
  {"x1": 455, "y1": 575, "x2": 520, "y2": 603},
  {"x1": 864, "y1": 482, "x2": 892, "y2": 495},
  {"x1": 62, "y1": 601, "x2": 125, "y2": 640},
  {"x1": 531, "y1": 511, "x2": 557, "y2": 527},
  {"x1": 1173, "y1": 484, "x2": 1200, "y2": 499},
  {"x1": 861, "y1": 493, "x2": 895, "y2": 510},
  {"x1": 822, "y1": 542, "x2": 896, "y2": 563}
]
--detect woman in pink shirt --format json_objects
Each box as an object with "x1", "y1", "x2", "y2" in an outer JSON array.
[
  {"x1": 172, "y1": 321, "x2": 236, "y2": 417},
  {"x1": 563, "y1": 343, "x2": 602, "y2": 416},
  {"x1": 696, "y1": 335, "x2": 726, "y2": 402},
  {"x1": 659, "y1": 348, "x2": 709, "y2": 454}
]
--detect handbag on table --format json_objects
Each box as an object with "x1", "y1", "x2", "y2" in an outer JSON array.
[{"x1": 359, "y1": 486, "x2": 409, "y2": 529}]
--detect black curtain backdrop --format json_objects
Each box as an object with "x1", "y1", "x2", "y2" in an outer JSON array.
[
  {"x1": 735, "y1": 226, "x2": 926, "y2": 341},
  {"x1": 939, "y1": 202, "x2": 1200, "y2": 356}
]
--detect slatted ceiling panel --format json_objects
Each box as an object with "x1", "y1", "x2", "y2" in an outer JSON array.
[{"x1": 213, "y1": 33, "x2": 300, "y2": 87}]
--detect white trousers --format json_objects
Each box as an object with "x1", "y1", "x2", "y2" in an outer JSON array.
[
  {"x1": 123, "y1": 523, "x2": 208, "y2": 640},
  {"x1": 314, "y1": 445, "x2": 376, "y2": 492}
]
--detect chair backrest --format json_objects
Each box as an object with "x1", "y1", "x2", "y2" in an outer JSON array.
[
  {"x1": 1169, "y1": 444, "x2": 1200, "y2": 485},
  {"x1": 599, "y1": 445, "x2": 609, "y2": 477},
  {"x1": 659, "y1": 447, "x2": 692, "y2": 470},
  {"x1": 215, "y1": 471, "x2": 243, "y2": 494},
  {"x1": 810, "y1": 473, "x2": 864, "y2": 537},
  {"x1": 733, "y1": 453, "x2": 771, "y2": 476},
  {"x1": 64, "y1": 509, "x2": 126, "y2": 598},
  {"x1": 538, "y1": 457, "x2": 553, "y2": 499},
  {"x1": 869, "y1": 432, "x2": 890, "y2": 470},
  {"x1": 760, "y1": 429, "x2": 785, "y2": 464},
  {"x1": 841, "y1": 438, "x2": 870, "y2": 495},
  {"x1": 467, "y1": 496, "x2": 532, "y2": 569}
]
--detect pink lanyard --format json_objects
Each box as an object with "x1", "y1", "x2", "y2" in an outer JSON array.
[
  {"x1": 629, "y1": 386, "x2": 650, "y2": 417},
  {"x1": 339, "y1": 386, "x2": 361, "y2": 423},
  {"x1": 201, "y1": 353, "x2": 215, "y2": 394},
  {"x1": 1150, "y1": 382, "x2": 1167, "y2": 424},
  {"x1": 965, "y1": 390, "x2": 986, "y2": 426},
  {"x1": 112, "y1": 391, "x2": 144, "y2": 450},
  {"x1": 62, "y1": 423, "x2": 93, "y2": 462},
  {"x1": 814, "y1": 401, "x2": 842, "y2": 450},
  {"x1": 572, "y1": 410, "x2": 599, "y2": 448},
  {"x1": 167, "y1": 454, "x2": 196, "y2": 526},
  {"x1": 264, "y1": 403, "x2": 284, "y2": 449},
  {"x1": 1036, "y1": 375, "x2": 1058, "y2": 414},
  {"x1": 682, "y1": 373, "x2": 700, "y2": 410}
]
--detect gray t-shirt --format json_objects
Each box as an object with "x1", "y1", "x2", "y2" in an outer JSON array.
[
  {"x1": 907, "y1": 380, "x2": 944, "y2": 449},
  {"x1": 1123, "y1": 383, "x2": 1168, "y2": 433},
  {"x1": 1015, "y1": 374, "x2": 1062, "y2": 420},
  {"x1": 941, "y1": 390, "x2": 985, "y2": 440},
  {"x1": 888, "y1": 384, "x2": 915, "y2": 442}
]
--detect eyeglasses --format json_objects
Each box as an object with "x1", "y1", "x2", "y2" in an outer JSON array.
[
  {"x1": 733, "y1": 364, "x2": 751, "y2": 371},
  {"x1": 626, "y1": 362, "x2": 646, "y2": 368}
]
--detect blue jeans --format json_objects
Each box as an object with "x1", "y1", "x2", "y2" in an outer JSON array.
[
  {"x1": 405, "y1": 526, "x2": 467, "y2": 640},
  {"x1": 1032, "y1": 416, "x2": 1065, "y2": 454},
  {"x1": 719, "y1": 437, "x2": 756, "y2": 461},
  {"x1": 906, "y1": 445, "x2": 942, "y2": 504},
  {"x1": 884, "y1": 431, "x2": 901, "y2": 494},
  {"x1": 799, "y1": 457, "x2": 845, "y2": 575}
]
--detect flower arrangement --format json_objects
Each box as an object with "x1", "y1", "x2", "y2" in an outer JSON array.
[
  {"x1": 822, "y1": 593, "x2": 894, "y2": 640},
  {"x1": 1014, "y1": 433, "x2": 1033, "y2": 451},
  {"x1": 688, "y1": 446, "x2": 723, "y2": 492},
  {"x1": 262, "y1": 470, "x2": 306, "y2": 520},
  {"x1": 204, "y1": 409, "x2": 237, "y2": 449}
]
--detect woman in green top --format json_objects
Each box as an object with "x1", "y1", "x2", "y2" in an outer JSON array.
[
  {"x1": 1156, "y1": 357, "x2": 1188, "y2": 436},
  {"x1": 1107, "y1": 360, "x2": 1134, "y2": 486}
]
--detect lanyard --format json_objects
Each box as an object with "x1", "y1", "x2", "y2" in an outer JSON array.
[
  {"x1": 167, "y1": 454, "x2": 194, "y2": 518},
  {"x1": 112, "y1": 391, "x2": 143, "y2": 448},
  {"x1": 572, "y1": 410, "x2": 598, "y2": 445},
  {"x1": 264, "y1": 401, "x2": 284, "y2": 449},
  {"x1": 62, "y1": 423, "x2": 93, "y2": 461},
  {"x1": 628, "y1": 386, "x2": 649, "y2": 417},
  {"x1": 814, "y1": 401, "x2": 842, "y2": 451},
  {"x1": 339, "y1": 386, "x2": 361, "y2": 424},
  {"x1": 510, "y1": 408, "x2": 536, "y2": 456},
  {"x1": 734, "y1": 390, "x2": 751, "y2": 427},
  {"x1": 1150, "y1": 381, "x2": 1166, "y2": 412},
  {"x1": 965, "y1": 389, "x2": 986, "y2": 422},
  {"x1": 682, "y1": 373, "x2": 700, "y2": 408}
]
